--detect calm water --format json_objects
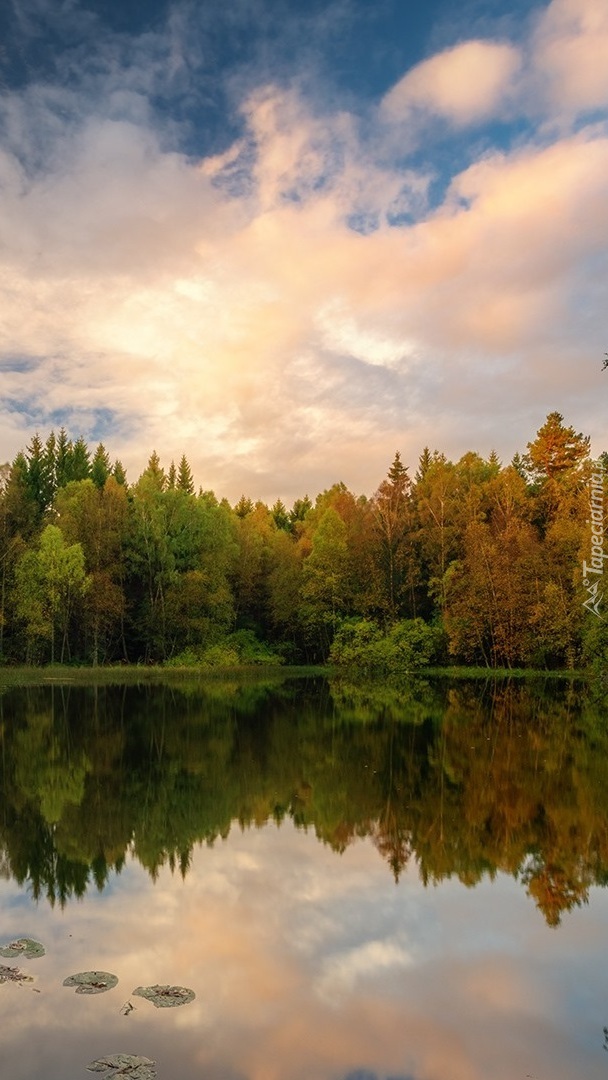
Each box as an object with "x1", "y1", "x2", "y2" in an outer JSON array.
[{"x1": 1, "y1": 673, "x2": 608, "y2": 1080}]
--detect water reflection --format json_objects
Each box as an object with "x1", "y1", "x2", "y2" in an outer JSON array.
[
  {"x1": 1, "y1": 673, "x2": 608, "y2": 1080},
  {"x1": 0, "y1": 674, "x2": 606, "y2": 925}
]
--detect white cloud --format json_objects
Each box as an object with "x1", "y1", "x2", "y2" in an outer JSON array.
[
  {"x1": 0, "y1": 5, "x2": 607, "y2": 500},
  {"x1": 315, "y1": 938, "x2": 414, "y2": 1003},
  {"x1": 532, "y1": 0, "x2": 608, "y2": 115},
  {"x1": 381, "y1": 40, "x2": 522, "y2": 126}
]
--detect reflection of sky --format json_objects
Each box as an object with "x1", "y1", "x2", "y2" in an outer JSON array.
[{"x1": 1, "y1": 822, "x2": 608, "y2": 1080}]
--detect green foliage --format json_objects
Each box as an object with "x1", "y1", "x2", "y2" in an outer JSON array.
[
  {"x1": 166, "y1": 630, "x2": 284, "y2": 667},
  {"x1": 0, "y1": 415, "x2": 601, "y2": 669},
  {"x1": 330, "y1": 617, "x2": 441, "y2": 671},
  {"x1": 14, "y1": 525, "x2": 89, "y2": 663},
  {"x1": 581, "y1": 616, "x2": 608, "y2": 674}
]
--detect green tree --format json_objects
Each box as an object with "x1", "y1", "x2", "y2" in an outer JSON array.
[
  {"x1": 68, "y1": 436, "x2": 92, "y2": 483},
  {"x1": 177, "y1": 454, "x2": 195, "y2": 495},
  {"x1": 300, "y1": 507, "x2": 351, "y2": 657},
  {"x1": 412, "y1": 451, "x2": 458, "y2": 616},
  {"x1": 91, "y1": 444, "x2": 111, "y2": 490},
  {"x1": 369, "y1": 452, "x2": 415, "y2": 620},
  {"x1": 24, "y1": 433, "x2": 54, "y2": 520},
  {"x1": 55, "y1": 478, "x2": 129, "y2": 663},
  {"x1": 15, "y1": 525, "x2": 89, "y2": 662}
]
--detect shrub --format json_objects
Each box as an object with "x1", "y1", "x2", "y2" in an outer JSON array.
[{"x1": 329, "y1": 618, "x2": 440, "y2": 671}]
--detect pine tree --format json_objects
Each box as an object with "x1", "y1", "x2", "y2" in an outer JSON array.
[
  {"x1": 140, "y1": 451, "x2": 166, "y2": 491},
  {"x1": 525, "y1": 412, "x2": 590, "y2": 480},
  {"x1": 415, "y1": 447, "x2": 432, "y2": 484},
  {"x1": 271, "y1": 499, "x2": 290, "y2": 531},
  {"x1": 177, "y1": 454, "x2": 194, "y2": 495},
  {"x1": 371, "y1": 452, "x2": 413, "y2": 620},
  {"x1": 112, "y1": 460, "x2": 127, "y2": 486},
  {"x1": 91, "y1": 444, "x2": 111, "y2": 489},
  {"x1": 55, "y1": 428, "x2": 71, "y2": 489},
  {"x1": 43, "y1": 431, "x2": 58, "y2": 504},
  {"x1": 234, "y1": 495, "x2": 254, "y2": 518},
  {"x1": 70, "y1": 436, "x2": 91, "y2": 482},
  {"x1": 25, "y1": 433, "x2": 54, "y2": 517},
  {"x1": 289, "y1": 495, "x2": 312, "y2": 528}
]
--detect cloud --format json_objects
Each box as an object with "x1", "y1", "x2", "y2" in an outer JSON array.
[
  {"x1": 0, "y1": 2, "x2": 607, "y2": 502},
  {"x1": 532, "y1": 0, "x2": 608, "y2": 116},
  {"x1": 315, "y1": 938, "x2": 413, "y2": 1003},
  {"x1": 1, "y1": 824, "x2": 606, "y2": 1080},
  {"x1": 381, "y1": 39, "x2": 522, "y2": 126}
]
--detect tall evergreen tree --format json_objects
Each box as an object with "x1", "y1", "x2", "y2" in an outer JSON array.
[
  {"x1": 91, "y1": 444, "x2": 111, "y2": 490},
  {"x1": 112, "y1": 460, "x2": 127, "y2": 486},
  {"x1": 55, "y1": 428, "x2": 72, "y2": 489},
  {"x1": 177, "y1": 454, "x2": 194, "y2": 495},
  {"x1": 370, "y1": 452, "x2": 414, "y2": 620},
  {"x1": 69, "y1": 436, "x2": 91, "y2": 482},
  {"x1": 25, "y1": 433, "x2": 54, "y2": 518}
]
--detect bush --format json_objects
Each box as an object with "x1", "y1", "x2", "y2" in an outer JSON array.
[
  {"x1": 329, "y1": 618, "x2": 440, "y2": 671},
  {"x1": 164, "y1": 631, "x2": 284, "y2": 668}
]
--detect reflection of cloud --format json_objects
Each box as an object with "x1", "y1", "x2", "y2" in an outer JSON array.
[
  {"x1": 1, "y1": 826, "x2": 608, "y2": 1080},
  {"x1": 315, "y1": 939, "x2": 413, "y2": 1004}
]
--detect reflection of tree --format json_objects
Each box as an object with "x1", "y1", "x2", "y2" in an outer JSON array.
[
  {"x1": 521, "y1": 858, "x2": 590, "y2": 927},
  {"x1": 0, "y1": 675, "x2": 607, "y2": 924}
]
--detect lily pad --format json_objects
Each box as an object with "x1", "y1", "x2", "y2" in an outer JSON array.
[
  {"x1": 0, "y1": 963, "x2": 34, "y2": 985},
  {"x1": 63, "y1": 970, "x2": 118, "y2": 995},
  {"x1": 132, "y1": 983, "x2": 195, "y2": 1008},
  {"x1": 87, "y1": 1054, "x2": 156, "y2": 1078},
  {"x1": 0, "y1": 938, "x2": 45, "y2": 959}
]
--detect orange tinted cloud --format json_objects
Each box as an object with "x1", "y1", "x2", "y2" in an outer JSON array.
[
  {"x1": 1, "y1": 6, "x2": 607, "y2": 499},
  {"x1": 382, "y1": 40, "x2": 521, "y2": 126},
  {"x1": 533, "y1": 0, "x2": 608, "y2": 114}
]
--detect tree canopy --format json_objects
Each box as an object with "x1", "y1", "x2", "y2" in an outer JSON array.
[{"x1": 0, "y1": 413, "x2": 603, "y2": 669}]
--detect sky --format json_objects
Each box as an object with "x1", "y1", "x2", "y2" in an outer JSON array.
[{"x1": 0, "y1": 0, "x2": 607, "y2": 504}]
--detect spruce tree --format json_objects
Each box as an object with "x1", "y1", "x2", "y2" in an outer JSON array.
[
  {"x1": 177, "y1": 454, "x2": 194, "y2": 495},
  {"x1": 91, "y1": 443, "x2": 111, "y2": 489}
]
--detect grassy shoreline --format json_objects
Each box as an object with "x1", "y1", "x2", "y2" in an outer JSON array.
[{"x1": 0, "y1": 662, "x2": 590, "y2": 688}]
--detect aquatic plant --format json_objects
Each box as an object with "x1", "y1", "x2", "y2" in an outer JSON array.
[
  {"x1": 63, "y1": 970, "x2": 118, "y2": 994},
  {"x1": 87, "y1": 1053, "x2": 156, "y2": 1078},
  {"x1": 132, "y1": 983, "x2": 195, "y2": 1008},
  {"x1": 0, "y1": 937, "x2": 45, "y2": 959}
]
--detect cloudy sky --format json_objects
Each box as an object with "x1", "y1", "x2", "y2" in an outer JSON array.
[{"x1": 0, "y1": 0, "x2": 606, "y2": 503}]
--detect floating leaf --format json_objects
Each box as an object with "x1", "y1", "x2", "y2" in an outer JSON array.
[
  {"x1": 86, "y1": 1053, "x2": 156, "y2": 1078},
  {"x1": 0, "y1": 938, "x2": 45, "y2": 959},
  {"x1": 63, "y1": 970, "x2": 118, "y2": 995},
  {"x1": 0, "y1": 963, "x2": 34, "y2": 985},
  {"x1": 132, "y1": 983, "x2": 195, "y2": 1008}
]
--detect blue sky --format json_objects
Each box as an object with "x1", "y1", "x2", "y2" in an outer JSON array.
[{"x1": 0, "y1": 0, "x2": 607, "y2": 501}]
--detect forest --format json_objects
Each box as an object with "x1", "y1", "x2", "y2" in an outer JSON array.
[{"x1": 0, "y1": 412, "x2": 605, "y2": 670}]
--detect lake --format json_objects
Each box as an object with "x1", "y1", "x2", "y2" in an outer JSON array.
[{"x1": 1, "y1": 673, "x2": 608, "y2": 1080}]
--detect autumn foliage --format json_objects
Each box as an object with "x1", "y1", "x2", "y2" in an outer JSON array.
[{"x1": 0, "y1": 413, "x2": 603, "y2": 668}]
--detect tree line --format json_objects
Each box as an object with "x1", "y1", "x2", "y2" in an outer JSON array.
[{"x1": 0, "y1": 412, "x2": 605, "y2": 668}]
